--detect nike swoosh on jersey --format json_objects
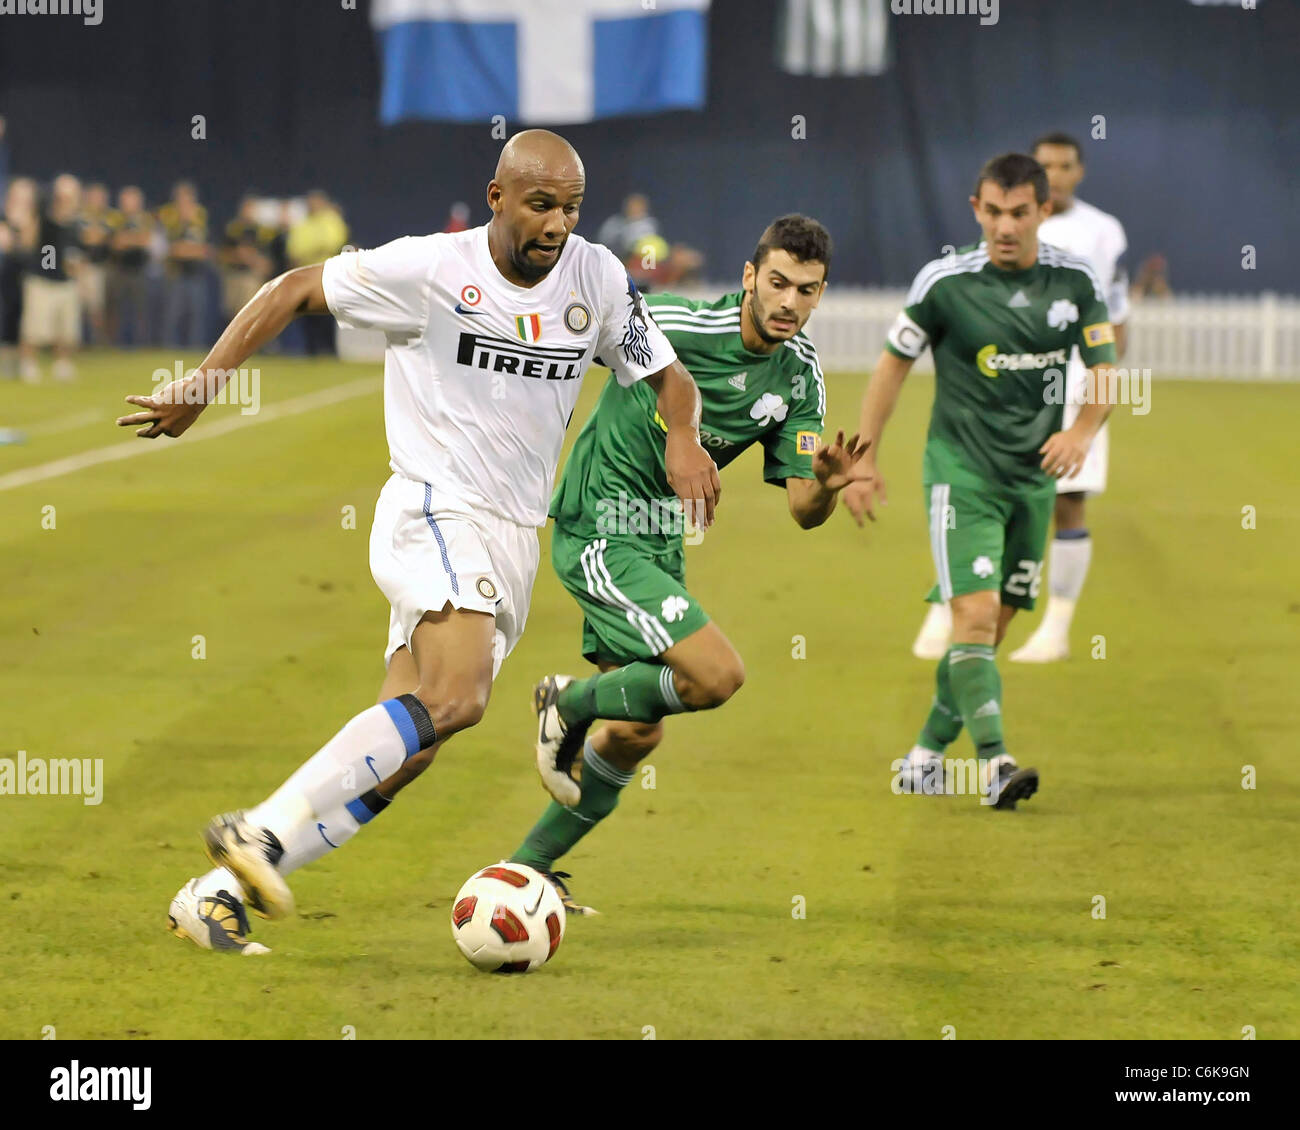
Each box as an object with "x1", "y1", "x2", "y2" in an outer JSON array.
[{"x1": 455, "y1": 303, "x2": 487, "y2": 316}]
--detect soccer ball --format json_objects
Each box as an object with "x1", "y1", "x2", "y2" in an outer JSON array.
[{"x1": 450, "y1": 862, "x2": 566, "y2": 973}]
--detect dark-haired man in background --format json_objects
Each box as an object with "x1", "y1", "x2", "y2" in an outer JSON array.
[
  {"x1": 77, "y1": 182, "x2": 114, "y2": 346},
  {"x1": 1007, "y1": 131, "x2": 1130, "y2": 664},
  {"x1": 159, "y1": 181, "x2": 211, "y2": 347},
  {"x1": 846, "y1": 155, "x2": 1118, "y2": 809},
  {"x1": 219, "y1": 193, "x2": 273, "y2": 322},
  {"x1": 106, "y1": 185, "x2": 154, "y2": 346}
]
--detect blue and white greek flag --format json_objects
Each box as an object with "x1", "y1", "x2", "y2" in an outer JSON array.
[{"x1": 371, "y1": 0, "x2": 710, "y2": 125}]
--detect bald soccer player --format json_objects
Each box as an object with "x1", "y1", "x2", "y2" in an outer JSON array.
[{"x1": 119, "y1": 131, "x2": 721, "y2": 954}]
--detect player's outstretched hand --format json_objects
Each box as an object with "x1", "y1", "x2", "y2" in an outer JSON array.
[
  {"x1": 665, "y1": 428, "x2": 721, "y2": 531},
  {"x1": 812, "y1": 430, "x2": 873, "y2": 493},
  {"x1": 843, "y1": 470, "x2": 887, "y2": 527},
  {"x1": 1039, "y1": 426, "x2": 1090, "y2": 479},
  {"x1": 116, "y1": 378, "x2": 208, "y2": 439}
]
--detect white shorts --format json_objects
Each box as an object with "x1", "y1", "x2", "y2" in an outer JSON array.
[
  {"x1": 77, "y1": 263, "x2": 108, "y2": 318},
  {"x1": 20, "y1": 276, "x2": 81, "y2": 348},
  {"x1": 369, "y1": 473, "x2": 539, "y2": 678},
  {"x1": 1058, "y1": 355, "x2": 1108, "y2": 496}
]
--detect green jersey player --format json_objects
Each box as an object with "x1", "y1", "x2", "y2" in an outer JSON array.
[
  {"x1": 845, "y1": 154, "x2": 1117, "y2": 809},
  {"x1": 512, "y1": 215, "x2": 871, "y2": 910}
]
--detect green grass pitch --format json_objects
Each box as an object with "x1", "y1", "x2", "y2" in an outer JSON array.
[{"x1": 1, "y1": 350, "x2": 1296, "y2": 1039}]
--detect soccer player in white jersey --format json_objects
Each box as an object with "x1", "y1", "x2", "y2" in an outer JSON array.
[
  {"x1": 117, "y1": 130, "x2": 721, "y2": 954},
  {"x1": 911, "y1": 131, "x2": 1129, "y2": 663}
]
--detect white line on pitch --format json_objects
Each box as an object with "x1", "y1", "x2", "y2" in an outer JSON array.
[{"x1": 0, "y1": 377, "x2": 381, "y2": 494}]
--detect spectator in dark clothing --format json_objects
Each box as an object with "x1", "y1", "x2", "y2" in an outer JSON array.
[
  {"x1": 219, "y1": 194, "x2": 273, "y2": 320},
  {"x1": 0, "y1": 175, "x2": 37, "y2": 379},
  {"x1": 107, "y1": 185, "x2": 154, "y2": 346},
  {"x1": 19, "y1": 174, "x2": 83, "y2": 382},
  {"x1": 0, "y1": 116, "x2": 10, "y2": 209},
  {"x1": 77, "y1": 182, "x2": 113, "y2": 345},
  {"x1": 159, "y1": 180, "x2": 211, "y2": 348}
]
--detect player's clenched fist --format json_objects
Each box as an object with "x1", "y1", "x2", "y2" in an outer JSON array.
[{"x1": 665, "y1": 427, "x2": 721, "y2": 530}]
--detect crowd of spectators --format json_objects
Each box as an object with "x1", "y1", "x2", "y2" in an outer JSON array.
[{"x1": 0, "y1": 117, "x2": 351, "y2": 382}]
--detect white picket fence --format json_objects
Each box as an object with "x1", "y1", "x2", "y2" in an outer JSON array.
[{"x1": 338, "y1": 290, "x2": 1300, "y2": 380}]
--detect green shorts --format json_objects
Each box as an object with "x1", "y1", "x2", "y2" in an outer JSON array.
[
  {"x1": 923, "y1": 481, "x2": 1054, "y2": 611},
  {"x1": 550, "y1": 525, "x2": 711, "y2": 665}
]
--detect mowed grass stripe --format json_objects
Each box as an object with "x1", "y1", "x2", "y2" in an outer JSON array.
[{"x1": 0, "y1": 377, "x2": 381, "y2": 493}]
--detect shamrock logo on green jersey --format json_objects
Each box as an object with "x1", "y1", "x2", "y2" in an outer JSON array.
[
  {"x1": 972, "y1": 556, "x2": 995, "y2": 578},
  {"x1": 750, "y1": 392, "x2": 788, "y2": 426},
  {"x1": 1047, "y1": 299, "x2": 1079, "y2": 331},
  {"x1": 661, "y1": 595, "x2": 689, "y2": 623}
]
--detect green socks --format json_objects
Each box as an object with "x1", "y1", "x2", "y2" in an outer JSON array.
[
  {"x1": 557, "y1": 662, "x2": 687, "y2": 726},
  {"x1": 512, "y1": 741, "x2": 633, "y2": 870},
  {"x1": 918, "y1": 649, "x2": 964, "y2": 752},
  {"x1": 945, "y1": 643, "x2": 1007, "y2": 760}
]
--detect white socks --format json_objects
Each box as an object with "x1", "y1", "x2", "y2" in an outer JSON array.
[
  {"x1": 1049, "y1": 533, "x2": 1092, "y2": 602},
  {"x1": 191, "y1": 698, "x2": 433, "y2": 907},
  {"x1": 1039, "y1": 532, "x2": 1092, "y2": 635},
  {"x1": 249, "y1": 699, "x2": 432, "y2": 846}
]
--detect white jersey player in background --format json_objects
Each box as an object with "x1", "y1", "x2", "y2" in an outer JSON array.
[
  {"x1": 117, "y1": 130, "x2": 721, "y2": 954},
  {"x1": 912, "y1": 132, "x2": 1129, "y2": 663}
]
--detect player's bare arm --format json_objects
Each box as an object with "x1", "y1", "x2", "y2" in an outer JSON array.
[
  {"x1": 645, "y1": 358, "x2": 722, "y2": 529},
  {"x1": 1113, "y1": 322, "x2": 1128, "y2": 361},
  {"x1": 1039, "y1": 364, "x2": 1115, "y2": 478},
  {"x1": 116, "y1": 263, "x2": 328, "y2": 439},
  {"x1": 844, "y1": 349, "x2": 913, "y2": 525},
  {"x1": 787, "y1": 430, "x2": 873, "y2": 528}
]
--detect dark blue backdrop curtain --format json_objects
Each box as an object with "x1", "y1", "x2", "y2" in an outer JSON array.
[{"x1": 0, "y1": 0, "x2": 1295, "y2": 291}]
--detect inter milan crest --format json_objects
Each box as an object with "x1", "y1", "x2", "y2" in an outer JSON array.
[{"x1": 564, "y1": 302, "x2": 591, "y2": 334}]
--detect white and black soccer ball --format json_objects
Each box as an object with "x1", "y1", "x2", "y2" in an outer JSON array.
[{"x1": 450, "y1": 862, "x2": 566, "y2": 973}]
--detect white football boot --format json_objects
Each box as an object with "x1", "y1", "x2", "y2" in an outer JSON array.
[
  {"x1": 897, "y1": 744, "x2": 945, "y2": 794},
  {"x1": 1009, "y1": 599, "x2": 1074, "y2": 663},
  {"x1": 533, "y1": 675, "x2": 586, "y2": 806},
  {"x1": 202, "y1": 811, "x2": 295, "y2": 920},
  {"x1": 168, "y1": 878, "x2": 270, "y2": 955}
]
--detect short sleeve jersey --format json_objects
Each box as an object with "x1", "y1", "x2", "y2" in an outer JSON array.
[
  {"x1": 550, "y1": 290, "x2": 825, "y2": 553},
  {"x1": 1037, "y1": 197, "x2": 1129, "y2": 325},
  {"x1": 885, "y1": 241, "x2": 1118, "y2": 490},
  {"x1": 322, "y1": 225, "x2": 677, "y2": 528}
]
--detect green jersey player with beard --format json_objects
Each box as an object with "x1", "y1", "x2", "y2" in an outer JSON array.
[{"x1": 511, "y1": 215, "x2": 872, "y2": 912}]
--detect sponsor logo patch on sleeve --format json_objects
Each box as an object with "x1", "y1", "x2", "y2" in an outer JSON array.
[
  {"x1": 797, "y1": 431, "x2": 819, "y2": 455},
  {"x1": 1083, "y1": 322, "x2": 1115, "y2": 347}
]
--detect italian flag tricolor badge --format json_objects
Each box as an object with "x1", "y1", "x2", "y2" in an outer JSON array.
[{"x1": 515, "y1": 314, "x2": 542, "y2": 343}]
